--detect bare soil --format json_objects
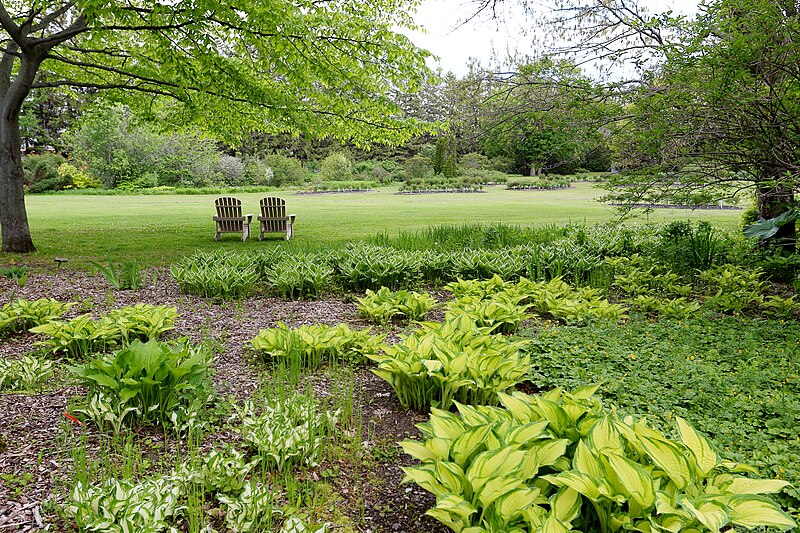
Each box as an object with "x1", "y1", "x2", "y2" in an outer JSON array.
[{"x1": 0, "y1": 271, "x2": 448, "y2": 533}]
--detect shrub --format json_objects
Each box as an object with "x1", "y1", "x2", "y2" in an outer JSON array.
[
  {"x1": 404, "y1": 155, "x2": 431, "y2": 181},
  {"x1": 22, "y1": 152, "x2": 64, "y2": 188},
  {"x1": 264, "y1": 154, "x2": 307, "y2": 186},
  {"x1": 319, "y1": 151, "x2": 353, "y2": 181},
  {"x1": 216, "y1": 155, "x2": 246, "y2": 186},
  {"x1": 402, "y1": 386, "x2": 796, "y2": 533}
]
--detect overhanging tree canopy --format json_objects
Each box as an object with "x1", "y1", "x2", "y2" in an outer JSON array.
[{"x1": 0, "y1": 0, "x2": 432, "y2": 252}]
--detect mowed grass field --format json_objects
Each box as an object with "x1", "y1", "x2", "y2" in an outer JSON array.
[{"x1": 18, "y1": 182, "x2": 743, "y2": 267}]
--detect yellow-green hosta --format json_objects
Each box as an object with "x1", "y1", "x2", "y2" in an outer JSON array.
[
  {"x1": 356, "y1": 286, "x2": 437, "y2": 324},
  {"x1": 369, "y1": 313, "x2": 530, "y2": 412},
  {"x1": 402, "y1": 386, "x2": 796, "y2": 533}
]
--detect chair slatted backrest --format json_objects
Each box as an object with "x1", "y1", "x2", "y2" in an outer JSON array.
[
  {"x1": 216, "y1": 196, "x2": 243, "y2": 232},
  {"x1": 260, "y1": 197, "x2": 287, "y2": 233}
]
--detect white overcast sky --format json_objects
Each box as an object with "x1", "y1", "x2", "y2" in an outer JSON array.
[{"x1": 408, "y1": 0, "x2": 701, "y2": 75}]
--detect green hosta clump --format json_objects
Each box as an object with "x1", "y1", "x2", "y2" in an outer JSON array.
[
  {"x1": 445, "y1": 275, "x2": 512, "y2": 299},
  {"x1": 0, "y1": 355, "x2": 54, "y2": 391},
  {"x1": 171, "y1": 250, "x2": 260, "y2": 299},
  {"x1": 333, "y1": 242, "x2": 422, "y2": 291},
  {"x1": 66, "y1": 476, "x2": 183, "y2": 533},
  {"x1": 521, "y1": 278, "x2": 628, "y2": 324},
  {"x1": 762, "y1": 294, "x2": 797, "y2": 318},
  {"x1": 31, "y1": 304, "x2": 176, "y2": 358},
  {"x1": 699, "y1": 265, "x2": 765, "y2": 314},
  {"x1": 402, "y1": 385, "x2": 796, "y2": 533},
  {"x1": 236, "y1": 393, "x2": 338, "y2": 471},
  {"x1": 629, "y1": 295, "x2": 702, "y2": 320},
  {"x1": 357, "y1": 286, "x2": 437, "y2": 324},
  {"x1": 607, "y1": 255, "x2": 693, "y2": 297},
  {"x1": 109, "y1": 304, "x2": 177, "y2": 343},
  {"x1": 0, "y1": 298, "x2": 74, "y2": 337},
  {"x1": 368, "y1": 312, "x2": 530, "y2": 412},
  {"x1": 447, "y1": 292, "x2": 533, "y2": 334},
  {"x1": 70, "y1": 338, "x2": 212, "y2": 431},
  {"x1": 266, "y1": 255, "x2": 334, "y2": 300},
  {"x1": 250, "y1": 322, "x2": 385, "y2": 367}
]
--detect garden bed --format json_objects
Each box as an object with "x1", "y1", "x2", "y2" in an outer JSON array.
[
  {"x1": 395, "y1": 188, "x2": 486, "y2": 194},
  {"x1": 0, "y1": 271, "x2": 448, "y2": 532}
]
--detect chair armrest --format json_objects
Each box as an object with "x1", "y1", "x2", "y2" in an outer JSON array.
[
  {"x1": 244, "y1": 214, "x2": 253, "y2": 223},
  {"x1": 288, "y1": 214, "x2": 296, "y2": 223}
]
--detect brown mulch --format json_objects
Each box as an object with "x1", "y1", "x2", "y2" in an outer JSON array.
[{"x1": 0, "y1": 271, "x2": 448, "y2": 532}]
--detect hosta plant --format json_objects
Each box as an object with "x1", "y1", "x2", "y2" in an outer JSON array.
[
  {"x1": 70, "y1": 338, "x2": 212, "y2": 430},
  {"x1": 357, "y1": 286, "x2": 437, "y2": 323},
  {"x1": 629, "y1": 295, "x2": 702, "y2": 320},
  {"x1": 235, "y1": 393, "x2": 338, "y2": 471},
  {"x1": 368, "y1": 312, "x2": 530, "y2": 412},
  {"x1": 217, "y1": 481, "x2": 281, "y2": 533},
  {"x1": 698, "y1": 265, "x2": 765, "y2": 314},
  {"x1": 66, "y1": 476, "x2": 182, "y2": 533},
  {"x1": 0, "y1": 298, "x2": 73, "y2": 337},
  {"x1": 31, "y1": 304, "x2": 176, "y2": 358},
  {"x1": 445, "y1": 275, "x2": 512, "y2": 299},
  {"x1": 250, "y1": 322, "x2": 385, "y2": 367},
  {"x1": 446, "y1": 292, "x2": 533, "y2": 334},
  {"x1": 171, "y1": 255, "x2": 259, "y2": 299},
  {"x1": 402, "y1": 385, "x2": 796, "y2": 533},
  {"x1": 0, "y1": 355, "x2": 54, "y2": 391},
  {"x1": 520, "y1": 278, "x2": 628, "y2": 324},
  {"x1": 267, "y1": 256, "x2": 334, "y2": 300},
  {"x1": 31, "y1": 313, "x2": 122, "y2": 358}
]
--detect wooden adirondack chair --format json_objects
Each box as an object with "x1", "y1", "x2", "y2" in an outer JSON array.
[
  {"x1": 257, "y1": 197, "x2": 296, "y2": 240},
  {"x1": 213, "y1": 197, "x2": 253, "y2": 241}
]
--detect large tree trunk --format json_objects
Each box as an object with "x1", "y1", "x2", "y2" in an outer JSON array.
[
  {"x1": 0, "y1": 125, "x2": 35, "y2": 253},
  {"x1": 0, "y1": 60, "x2": 37, "y2": 253}
]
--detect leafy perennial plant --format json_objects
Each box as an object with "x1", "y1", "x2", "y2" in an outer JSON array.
[
  {"x1": 369, "y1": 312, "x2": 529, "y2": 412},
  {"x1": 402, "y1": 386, "x2": 796, "y2": 533}
]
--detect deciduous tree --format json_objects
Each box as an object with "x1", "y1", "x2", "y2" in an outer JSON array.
[{"x1": 0, "y1": 0, "x2": 431, "y2": 252}]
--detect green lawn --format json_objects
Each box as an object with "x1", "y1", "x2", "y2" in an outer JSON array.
[{"x1": 16, "y1": 183, "x2": 742, "y2": 267}]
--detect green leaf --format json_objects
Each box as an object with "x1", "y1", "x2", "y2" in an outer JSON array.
[
  {"x1": 640, "y1": 436, "x2": 693, "y2": 489},
  {"x1": 675, "y1": 417, "x2": 719, "y2": 477},
  {"x1": 727, "y1": 495, "x2": 797, "y2": 530},
  {"x1": 725, "y1": 477, "x2": 791, "y2": 495}
]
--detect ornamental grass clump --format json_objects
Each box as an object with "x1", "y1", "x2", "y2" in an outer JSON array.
[
  {"x1": 368, "y1": 312, "x2": 530, "y2": 412},
  {"x1": 356, "y1": 286, "x2": 437, "y2": 324},
  {"x1": 250, "y1": 322, "x2": 385, "y2": 367},
  {"x1": 402, "y1": 385, "x2": 796, "y2": 533}
]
